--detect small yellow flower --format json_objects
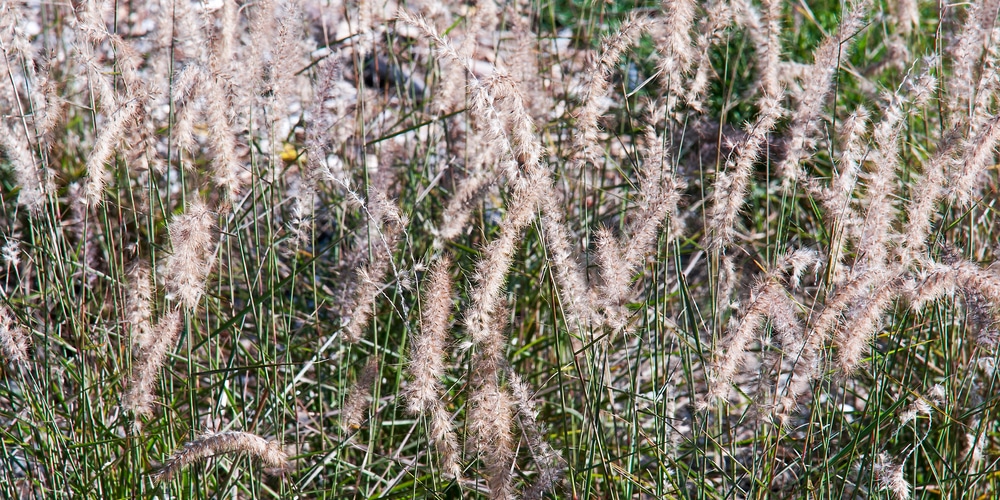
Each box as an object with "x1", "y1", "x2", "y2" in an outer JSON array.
[{"x1": 280, "y1": 143, "x2": 301, "y2": 163}]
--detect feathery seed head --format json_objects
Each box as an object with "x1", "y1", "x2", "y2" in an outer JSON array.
[
  {"x1": 152, "y1": 431, "x2": 289, "y2": 482},
  {"x1": 0, "y1": 306, "x2": 29, "y2": 363},
  {"x1": 161, "y1": 200, "x2": 216, "y2": 309}
]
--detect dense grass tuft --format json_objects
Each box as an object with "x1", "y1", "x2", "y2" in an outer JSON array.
[{"x1": 2, "y1": 0, "x2": 1000, "y2": 498}]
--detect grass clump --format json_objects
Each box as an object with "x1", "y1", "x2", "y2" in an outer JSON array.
[{"x1": 1, "y1": 0, "x2": 1000, "y2": 498}]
